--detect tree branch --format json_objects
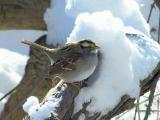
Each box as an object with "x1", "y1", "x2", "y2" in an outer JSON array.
[
  {"x1": 0, "y1": 0, "x2": 50, "y2": 30},
  {"x1": 143, "y1": 69, "x2": 160, "y2": 120},
  {"x1": 23, "y1": 34, "x2": 160, "y2": 120},
  {"x1": 24, "y1": 62, "x2": 160, "y2": 120}
]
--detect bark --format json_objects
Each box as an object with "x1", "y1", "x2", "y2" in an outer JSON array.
[{"x1": 0, "y1": 0, "x2": 50, "y2": 30}]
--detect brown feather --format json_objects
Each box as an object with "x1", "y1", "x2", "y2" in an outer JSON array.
[{"x1": 49, "y1": 52, "x2": 83, "y2": 75}]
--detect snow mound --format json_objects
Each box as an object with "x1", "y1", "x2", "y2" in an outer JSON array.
[
  {"x1": 44, "y1": 0, "x2": 150, "y2": 46},
  {"x1": 67, "y1": 11, "x2": 160, "y2": 115},
  {"x1": 65, "y1": 0, "x2": 150, "y2": 36},
  {"x1": 23, "y1": 84, "x2": 65, "y2": 120},
  {"x1": 23, "y1": 96, "x2": 39, "y2": 113}
]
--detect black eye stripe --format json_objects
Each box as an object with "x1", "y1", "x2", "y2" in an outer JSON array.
[
  {"x1": 79, "y1": 40, "x2": 96, "y2": 48},
  {"x1": 79, "y1": 40, "x2": 94, "y2": 44}
]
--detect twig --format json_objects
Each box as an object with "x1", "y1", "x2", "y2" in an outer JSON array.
[
  {"x1": 147, "y1": 0, "x2": 158, "y2": 23},
  {"x1": 21, "y1": 40, "x2": 57, "y2": 53},
  {"x1": 137, "y1": 110, "x2": 160, "y2": 112},
  {"x1": 137, "y1": 98, "x2": 141, "y2": 120},
  {"x1": 134, "y1": 101, "x2": 138, "y2": 120},
  {"x1": 134, "y1": 97, "x2": 141, "y2": 120},
  {"x1": 139, "y1": 93, "x2": 160, "y2": 105},
  {"x1": 158, "y1": 11, "x2": 160, "y2": 43},
  {"x1": 0, "y1": 85, "x2": 18, "y2": 101},
  {"x1": 157, "y1": 97, "x2": 159, "y2": 120},
  {"x1": 118, "y1": 92, "x2": 160, "y2": 119},
  {"x1": 143, "y1": 71, "x2": 160, "y2": 120},
  {"x1": 147, "y1": 2, "x2": 155, "y2": 23}
]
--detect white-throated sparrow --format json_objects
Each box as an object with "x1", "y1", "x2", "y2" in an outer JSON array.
[
  {"x1": 49, "y1": 40, "x2": 99, "y2": 83},
  {"x1": 22, "y1": 39, "x2": 99, "y2": 83}
]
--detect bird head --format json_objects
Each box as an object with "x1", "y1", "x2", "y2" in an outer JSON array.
[{"x1": 78, "y1": 39, "x2": 99, "y2": 54}]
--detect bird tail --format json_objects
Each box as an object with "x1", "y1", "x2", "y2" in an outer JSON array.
[{"x1": 21, "y1": 39, "x2": 57, "y2": 53}]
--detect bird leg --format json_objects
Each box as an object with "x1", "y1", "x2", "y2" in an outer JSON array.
[
  {"x1": 67, "y1": 80, "x2": 88, "y2": 90},
  {"x1": 67, "y1": 83, "x2": 81, "y2": 90}
]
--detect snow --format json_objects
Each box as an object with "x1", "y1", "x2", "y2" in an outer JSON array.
[
  {"x1": 44, "y1": 0, "x2": 74, "y2": 46},
  {"x1": 23, "y1": 96, "x2": 39, "y2": 113},
  {"x1": 44, "y1": 0, "x2": 150, "y2": 46},
  {"x1": 23, "y1": 86, "x2": 64, "y2": 120},
  {"x1": 67, "y1": 11, "x2": 160, "y2": 115},
  {"x1": 78, "y1": 113, "x2": 85, "y2": 120},
  {"x1": 65, "y1": 0, "x2": 150, "y2": 36},
  {"x1": 127, "y1": 28, "x2": 160, "y2": 83}
]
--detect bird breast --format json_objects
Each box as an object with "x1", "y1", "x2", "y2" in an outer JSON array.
[{"x1": 60, "y1": 54, "x2": 98, "y2": 83}]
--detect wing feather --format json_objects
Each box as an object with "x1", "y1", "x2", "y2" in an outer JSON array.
[{"x1": 49, "y1": 53, "x2": 82, "y2": 75}]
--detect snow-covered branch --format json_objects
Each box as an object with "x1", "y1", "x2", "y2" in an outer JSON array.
[
  {"x1": 23, "y1": 33, "x2": 160, "y2": 120},
  {"x1": 23, "y1": 61, "x2": 160, "y2": 120}
]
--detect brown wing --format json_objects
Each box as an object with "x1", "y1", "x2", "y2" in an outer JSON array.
[{"x1": 49, "y1": 53, "x2": 82, "y2": 75}]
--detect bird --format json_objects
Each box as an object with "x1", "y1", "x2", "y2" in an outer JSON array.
[
  {"x1": 22, "y1": 39, "x2": 99, "y2": 85},
  {"x1": 48, "y1": 40, "x2": 99, "y2": 83}
]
